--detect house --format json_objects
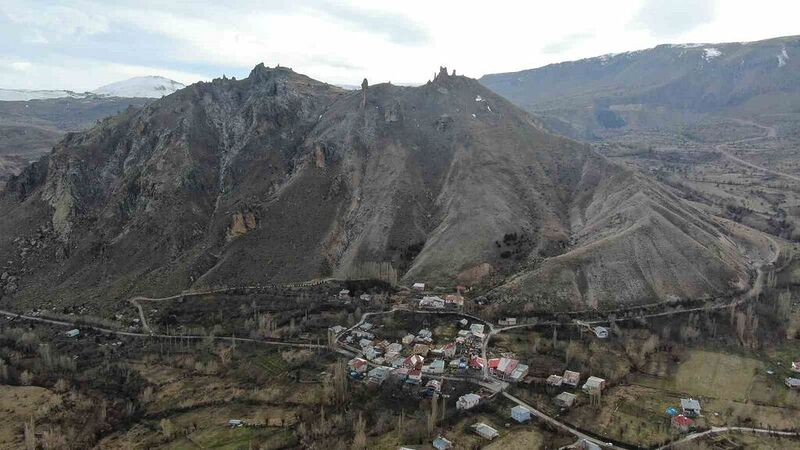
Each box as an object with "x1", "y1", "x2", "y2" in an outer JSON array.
[
  {"x1": 359, "y1": 338, "x2": 374, "y2": 349},
  {"x1": 671, "y1": 414, "x2": 694, "y2": 432},
  {"x1": 402, "y1": 354, "x2": 425, "y2": 370},
  {"x1": 444, "y1": 294, "x2": 464, "y2": 308},
  {"x1": 582, "y1": 376, "x2": 606, "y2": 393},
  {"x1": 432, "y1": 436, "x2": 453, "y2": 450},
  {"x1": 386, "y1": 342, "x2": 403, "y2": 354},
  {"x1": 792, "y1": 361, "x2": 800, "y2": 373},
  {"x1": 593, "y1": 327, "x2": 609, "y2": 339},
  {"x1": 402, "y1": 334, "x2": 415, "y2": 345},
  {"x1": 511, "y1": 405, "x2": 531, "y2": 423},
  {"x1": 680, "y1": 398, "x2": 701, "y2": 417},
  {"x1": 785, "y1": 377, "x2": 800, "y2": 389},
  {"x1": 364, "y1": 346, "x2": 381, "y2": 360},
  {"x1": 471, "y1": 422, "x2": 499, "y2": 440},
  {"x1": 412, "y1": 282, "x2": 426, "y2": 291},
  {"x1": 228, "y1": 419, "x2": 243, "y2": 428},
  {"x1": 359, "y1": 322, "x2": 374, "y2": 331},
  {"x1": 338, "y1": 289, "x2": 351, "y2": 300},
  {"x1": 406, "y1": 369, "x2": 422, "y2": 384},
  {"x1": 459, "y1": 318, "x2": 469, "y2": 327},
  {"x1": 348, "y1": 358, "x2": 368, "y2": 373},
  {"x1": 442, "y1": 342, "x2": 457, "y2": 358},
  {"x1": 417, "y1": 329, "x2": 433, "y2": 339},
  {"x1": 563, "y1": 370, "x2": 581, "y2": 387},
  {"x1": 510, "y1": 364, "x2": 529, "y2": 382},
  {"x1": 546, "y1": 375, "x2": 564, "y2": 387},
  {"x1": 419, "y1": 296, "x2": 445, "y2": 309},
  {"x1": 424, "y1": 359, "x2": 446, "y2": 374},
  {"x1": 575, "y1": 440, "x2": 602, "y2": 450},
  {"x1": 555, "y1": 391, "x2": 577, "y2": 408},
  {"x1": 469, "y1": 356, "x2": 485, "y2": 370},
  {"x1": 65, "y1": 329, "x2": 80, "y2": 338},
  {"x1": 470, "y1": 323, "x2": 485, "y2": 335},
  {"x1": 456, "y1": 393, "x2": 481, "y2": 410},
  {"x1": 359, "y1": 293, "x2": 372, "y2": 302},
  {"x1": 413, "y1": 344, "x2": 431, "y2": 356},
  {"x1": 425, "y1": 379, "x2": 442, "y2": 396},
  {"x1": 498, "y1": 317, "x2": 517, "y2": 326},
  {"x1": 367, "y1": 367, "x2": 390, "y2": 384}
]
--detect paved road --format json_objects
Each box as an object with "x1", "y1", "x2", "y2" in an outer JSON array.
[
  {"x1": 0, "y1": 309, "x2": 328, "y2": 350},
  {"x1": 656, "y1": 426, "x2": 800, "y2": 449},
  {"x1": 502, "y1": 391, "x2": 621, "y2": 449}
]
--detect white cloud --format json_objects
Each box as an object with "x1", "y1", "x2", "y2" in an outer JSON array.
[
  {"x1": 9, "y1": 61, "x2": 32, "y2": 71},
  {"x1": 1, "y1": 0, "x2": 800, "y2": 90}
]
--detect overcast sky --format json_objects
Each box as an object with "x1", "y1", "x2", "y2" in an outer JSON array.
[{"x1": 1, "y1": 0, "x2": 798, "y2": 90}]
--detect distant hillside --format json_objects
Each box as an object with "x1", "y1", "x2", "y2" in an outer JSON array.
[{"x1": 480, "y1": 35, "x2": 800, "y2": 139}]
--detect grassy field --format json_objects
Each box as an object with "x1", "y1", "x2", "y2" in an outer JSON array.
[
  {"x1": 634, "y1": 350, "x2": 762, "y2": 401},
  {"x1": 0, "y1": 385, "x2": 57, "y2": 448},
  {"x1": 674, "y1": 431, "x2": 800, "y2": 449}
]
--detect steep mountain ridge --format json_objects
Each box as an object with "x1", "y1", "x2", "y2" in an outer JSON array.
[{"x1": 0, "y1": 65, "x2": 763, "y2": 310}]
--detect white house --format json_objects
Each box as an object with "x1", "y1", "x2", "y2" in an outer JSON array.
[
  {"x1": 412, "y1": 282, "x2": 426, "y2": 291},
  {"x1": 680, "y1": 398, "x2": 701, "y2": 417},
  {"x1": 338, "y1": 289, "x2": 350, "y2": 300},
  {"x1": 456, "y1": 393, "x2": 481, "y2": 410},
  {"x1": 792, "y1": 361, "x2": 800, "y2": 373},
  {"x1": 582, "y1": 376, "x2": 606, "y2": 393},
  {"x1": 65, "y1": 329, "x2": 80, "y2": 338},
  {"x1": 359, "y1": 293, "x2": 371, "y2": 302},
  {"x1": 511, "y1": 405, "x2": 531, "y2": 423},
  {"x1": 432, "y1": 436, "x2": 453, "y2": 450},
  {"x1": 470, "y1": 323, "x2": 485, "y2": 335}
]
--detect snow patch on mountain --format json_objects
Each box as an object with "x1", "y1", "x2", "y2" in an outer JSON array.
[
  {"x1": 92, "y1": 76, "x2": 185, "y2": 98},
  {"x1": 703, "y1": 48, "x2": 722, "y2": 61},
  {"x1": 0, "y1": 89, "x2": 90, "y2": 102},
  {"x1": 778, "y1": 46, "x2": 789, "y2": 67}
]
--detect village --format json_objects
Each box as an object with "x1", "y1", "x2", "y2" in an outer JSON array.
[{"x1": 3, "y1": 274, "x2": 799, "y2": 450}]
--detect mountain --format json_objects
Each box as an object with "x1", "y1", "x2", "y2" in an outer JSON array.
[
  {"x1": 0, "y1": 89, "x2": 91, "y2": 102},
  {"x1": 92, "y1": 76, "x2": 186, "y2": 99},
  {"x1": 480, "y1": 35, "x2": 800, "y2": 139},
  {"x1": 0, "y1": 64, "x2": 767, "y2": 311},
  {"x1": 0, "y1": 97, "x2": 153, "y2": 186}
]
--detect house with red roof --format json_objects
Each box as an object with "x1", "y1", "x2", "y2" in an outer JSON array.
[{"x1": 671, "y1": 414, "x2": 694, "y2": 432}]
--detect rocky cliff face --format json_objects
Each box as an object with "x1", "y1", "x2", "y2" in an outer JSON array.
[{"x1": 0, "y1": 64, "x2": 761, "y2": 310}]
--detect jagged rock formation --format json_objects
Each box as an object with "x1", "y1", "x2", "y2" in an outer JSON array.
[{"x1": 0, "y1": 64, "x2": 766, "y2": 309}]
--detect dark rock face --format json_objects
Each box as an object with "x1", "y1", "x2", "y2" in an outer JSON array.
[
  {"x1": 0, "y1": 64, "x2": 756, "y2": 309},
  {"x1": 480, "y1": 35, "x2": 800, "y2": 139}
]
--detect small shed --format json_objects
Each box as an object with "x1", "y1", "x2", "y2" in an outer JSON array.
[
  {"x1": 511, "y1": 405, "x2": 531, "y2": 423},
  {"x1": 680, "y1": 398, "x2": 701, "y2": 416},
  {"x1": 563, "y1": 370, "x2": 580, "y2": 387},
  {"x1": 338, "y1": 289, "x2": 351, "y2": 300},
  {"x1": 65, "y1": 329, "x2": 80, "y2": 338},
  {"x1": 412, "y1": 282, "x2": 426, "y2": 291},
  {"x1": 593, "y1": 326, "x2": 609, "y2": 339},
  {"x1": 359, "y1": 293, "x2": 371, "y2": 302},
  {"x1": 228, "y1": 419, "x2": 243, "y2": 428},
  {"x1": 471, "y1": 422, "x2": 499, "y2": 440},
  {"x1": 786, "y1": 377, "x2": 800, "y2": 389},
  {"x1": 555, "y1": 391, "x2": 577, "y2": 408},
  {"x1": 432, "y1": 436, "x2": 453, "y2": 450}
]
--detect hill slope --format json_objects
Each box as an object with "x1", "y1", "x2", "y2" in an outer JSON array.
[
  {"x1": 480, "y1": 35, "x2": 800, "y2": 139},
  {"x1": 0, "y1": 65, "x2": 762, "y2": 311}
]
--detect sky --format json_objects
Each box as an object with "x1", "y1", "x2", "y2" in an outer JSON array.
[{"x1": 1, "y1": 0, "x2": 799, "y2": 91}]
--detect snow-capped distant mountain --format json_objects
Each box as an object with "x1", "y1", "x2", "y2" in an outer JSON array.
[
  {"x1": 0, "y1": 89, "x2": 91, "y2": 101},
  {"x1": 92, "y1": 76, "x2": 185, "y2": 98}
]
